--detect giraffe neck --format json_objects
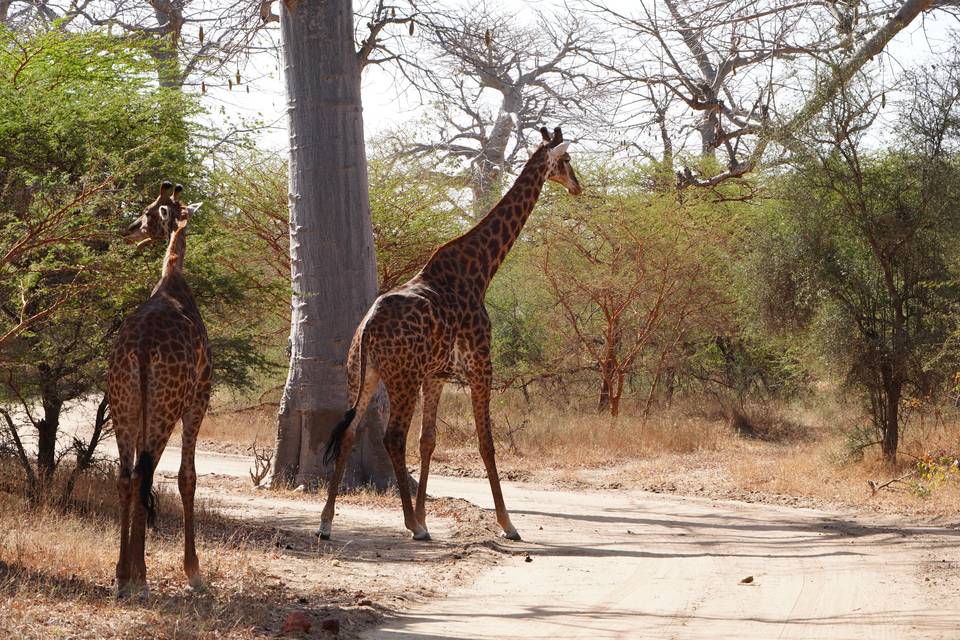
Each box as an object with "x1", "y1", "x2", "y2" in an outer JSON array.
[
  {"x1": 161, "y1": 224, "x2": 187, "y2": 279},
  {"x1": 152, "y1": 224, "x2": 200, "y2": 321},
  {"x1": 422, "y1": 148, "x2": 551, "y2": 295}
]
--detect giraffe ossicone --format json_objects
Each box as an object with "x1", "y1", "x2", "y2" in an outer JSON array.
[
  {"x1": 107, "y1": 181, "x2": 212, "y2": 597},
  {"x1": 317, "y1": 125, "x2": 581, "y2": 542}
]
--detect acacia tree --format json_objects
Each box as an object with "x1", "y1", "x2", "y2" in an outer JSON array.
[
  {"x1": 539, "y1": 171, "x2": 729, "y2": 416},
  {"x1": 401, "y1": 1, "x2": 601, "y2": 217},
  {"x1": 366, "y1": 150, "x2": 465, "y2": 292},
  {"x1": 587, "y1": 0, "x2": 943, "y2": 188},
  {"x1": 753, "y1": 66, "x2": 960, "y2": 462},
  {"x1": 269, "y1": 0, "x2": 415, "y2": 488},
  {"x1": 0, "y1": 1, "x2": 270, "y2": 89},
  {"x1": 0, "y1": 27, "x2": 272, "y2": 493}
]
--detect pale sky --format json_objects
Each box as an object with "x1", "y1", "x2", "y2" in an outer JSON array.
[{"x1": 200, "y1": 2, "x2": 957, "y2": 158}]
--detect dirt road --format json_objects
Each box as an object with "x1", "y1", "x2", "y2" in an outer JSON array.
[
  {"x1": 29, "y1": 403, "x2": 960, "y2": 638},
  {"x1": 362, "y1": 477, "x2": 959, "y2": 640},
  {"x1": 166, "y1": 444, "x2": 958, "y2": 640}
]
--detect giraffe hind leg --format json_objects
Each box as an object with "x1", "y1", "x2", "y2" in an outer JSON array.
[
  {"x1": 415, "y1": 377, "x2": 443, "y2": 533},
  {"x1": 381, "y1": 379, "x2": 427, "y2": 540},
  {"x1": 179, "y1": 393, "x2": 208, "y2": 590},
  {"x1": 318, "y1": 368, "x2": 381, "y2": 540},
  {"x1": 127, "y1": 449, "x2": 153, "y2": 596},
  {"x1": 115, "y1": 429, "x2": 135, "y2": 598}
]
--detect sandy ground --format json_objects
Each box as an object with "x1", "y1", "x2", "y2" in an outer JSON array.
[
  {"x1": 364, "y1": 478, "x2": 960, "y2": 640},
  {"x1": 14, "y1": 400, "x2": 960, "y2": 639},
  {"x1": 158, "y1": 445, "x2": 960, "y2": 640}
]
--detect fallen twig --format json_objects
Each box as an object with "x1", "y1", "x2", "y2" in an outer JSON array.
[{"x1": 867, "y1": 470, "x2": 916, "y2": 496}]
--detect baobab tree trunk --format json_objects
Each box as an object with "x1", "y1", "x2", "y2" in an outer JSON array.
[
  {"x1": 470, "y1": 109, "x2": 516, "y2": 218},
  {"x1": 270, "y1": 0, "x2": 392, "y2": 489}
]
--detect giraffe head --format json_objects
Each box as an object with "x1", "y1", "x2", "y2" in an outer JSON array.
[
  {"x1": 123, "y1": 181, "x2": 201, "y2": 247},
  {"x1": 540, "y1": 127, "x2": 582, "y2": 196}
]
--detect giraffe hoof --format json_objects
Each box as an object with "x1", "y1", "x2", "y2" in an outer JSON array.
[
  {"x1": 412, "y1": 530, "x2": 432, "y2": 542},
  {"x1": 188, "y1": 575, "x2": 205, "y2": 592},
  {"x1": 317, "y1": 523, "x2": 332, "y2": 540},
  {"x1": 501, "y1": 530, "x2": 522, "y2": 541},
  {"x1": 116, "y1": 581, "x2": 149, "y2": 600}
]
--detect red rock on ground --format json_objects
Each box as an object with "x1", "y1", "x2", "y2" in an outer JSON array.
[{"x1": 281, "y1": 611, "x2": 311, "y2": 634}]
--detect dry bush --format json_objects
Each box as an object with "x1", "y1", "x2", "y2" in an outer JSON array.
[
  {"x1": 722, "y1": 398, "x2": 960, "y2": 514},
  {"x1": 248, "y1": 441, "x2": 273, "y2": 487},
  {"x1": 0, "y1": 459, "x2": 317, "y2": 639},
  {"x1": 428, "y1": 387, "x2": 730, "y2": 469}
]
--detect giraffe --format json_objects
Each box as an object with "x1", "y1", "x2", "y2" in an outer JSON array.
[
  {"x1": 319, "y1": 127, "x2": 581, "y2": 542},
  {"x1": 106, "y1": 181, "x2": 209, "y2": 596}
]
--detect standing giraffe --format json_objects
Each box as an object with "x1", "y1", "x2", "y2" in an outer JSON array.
[
  {"x1": 107, "y1": 181, "x2": 209, "y2": 596},
  {"x1": 320, "y1": 127, "x2": 581, "y2": 541}
]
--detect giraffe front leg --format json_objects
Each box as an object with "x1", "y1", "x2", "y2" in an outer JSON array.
[
  {"x1": 415, "y1": 378, "x2": 443, "y2": 532},
  {"x1": 469, "y1": 380, "x2": 520, "y2": 541},
  {"x1": 180, "y1": 401, "x2": 207, "y2": 591}
]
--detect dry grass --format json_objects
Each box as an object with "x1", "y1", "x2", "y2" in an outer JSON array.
[
  {"x1": 192, "y1": 405, "x2": 275, "y2": 455},
  {"x1": 195, "y1": 388, "x2": 960, "y2": 518},
  {"x1": 430, "y1": 391, "x2": 960, "y2": 517},
  {"x1": 433, "y1": 391, "x2": 730, "y2": 468},
  {"x1": 727, "y1": 400, "x2": 960, "y2": 515},
  {"x1": 0, "y1": 463, "x2": 362, "y2": 639}
]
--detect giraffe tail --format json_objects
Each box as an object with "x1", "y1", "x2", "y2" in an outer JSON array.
[
  {"x1": 323, "y1": 318, "x2": 371, "y2": 466},
  {"x1": 323, "y1": 407, "x2": 356, "y2": 466},
  {"x1": 134, "y1": 451, "x2": 157, "y2": 528},
  {"x1": 135, "y1": 344, "x2": 157, "y2": 527}
]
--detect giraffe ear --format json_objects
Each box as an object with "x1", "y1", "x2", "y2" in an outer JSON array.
[
  {"x1": 184, "y1": 202, "x2": 202, "y2": 217},
  {"x1": 158, "y1": 205, "x2": 172, "y2": 223},
  {"x1": 548, "y1": 142, "x2": 570, "y2": 161}
]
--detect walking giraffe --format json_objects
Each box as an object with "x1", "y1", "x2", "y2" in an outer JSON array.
[
  {"x1": 320, "y1": 127, "x2": 581, "y2": 541},
  {"x1": 107, "y1": 181, "x2": 209, "y2": 596}
]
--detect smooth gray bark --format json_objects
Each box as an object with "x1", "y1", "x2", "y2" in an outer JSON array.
[{"x1": 271, "y1": 0, "x2": 391, "y2": 489}]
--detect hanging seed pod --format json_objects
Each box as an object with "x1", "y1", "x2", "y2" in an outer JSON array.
[
  {"x1": 484, "y1": 29, "x2": 491, "y2": 48},
  {"x1": 201, "y1": 80, "x2": 206, "y2": 93},
  {"x1": 881, "y1": 92, "x2": 886, "y2": 108},
  {"x1": 236, "y1": 70, "x2": 241, "y2": 86},
  {"x1": 228, "y1": 78, "x2": 233, "y2": 90},
  {"x1": 246, "y1": 85, "x2": 250, "y2": 93},
  {"x1": 391, "y1": 6, "x2": 395, "y2": 17},
  {"x1": 408, "y1": 20, "x2": 414, "y2": 36},
  {"x1": 199, "y1": 25, "x2": 204, "y2": 45}
]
